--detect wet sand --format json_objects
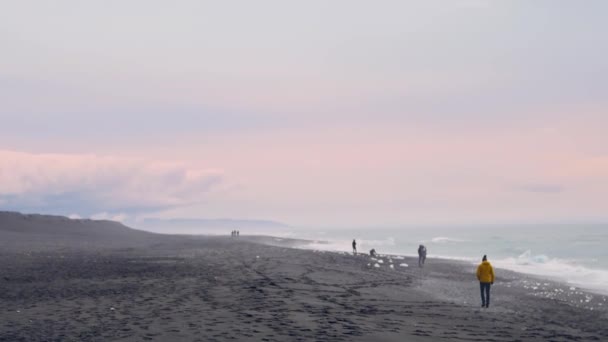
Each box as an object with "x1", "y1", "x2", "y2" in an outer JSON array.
[{"x1": 1, "y1": 233, "x2": 607, "y2": 341}]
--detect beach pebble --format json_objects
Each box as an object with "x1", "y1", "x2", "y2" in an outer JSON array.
[
  {"x1": 256, "y1": 256, "x2": 260, "y2": 259},
  {"x1": 399, "y1": 263, "x2": 408, "y2": 267},
  {"x1": 110, "y1": 307, "x2": 115, "y2": 311},
  {"x1": 389, "y1": 264, "x2": 394, "y2": 269}
]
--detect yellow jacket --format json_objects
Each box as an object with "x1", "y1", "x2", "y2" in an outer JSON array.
[{"x1": 476, "y1": 261, "x2": 495, "y2": 283}]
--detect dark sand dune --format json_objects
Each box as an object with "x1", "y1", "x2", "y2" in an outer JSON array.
[{"x1": 1, "y1": 212, "x2": 607, "y2": 341}]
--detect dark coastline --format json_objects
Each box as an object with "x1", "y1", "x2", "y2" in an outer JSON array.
[
  {"x1": 1, "y1": 238, "x2": 607, "y2": 341},
  {"x1": 1, "y1": 213, "x2": 607, "y2": 341}
]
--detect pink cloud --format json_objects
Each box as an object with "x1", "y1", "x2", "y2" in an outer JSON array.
[{"x1": 0, "y1": 150, "x2": 222, "y2": 215}]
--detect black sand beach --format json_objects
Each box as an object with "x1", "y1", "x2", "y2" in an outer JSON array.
[{"x1": 1, "y1": 213, "x2": 607, "y2": 341}]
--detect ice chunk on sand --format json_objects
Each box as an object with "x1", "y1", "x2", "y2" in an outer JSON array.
[
  {"x1": 374, "y1": 263, "x2": 380, "y2": 268},
  {"x1": 377, "y1": 259, "x2": 384, "y2": 264},
  {"x1": 389, "y1": 264, "x2": 394, "y2": 269},
  {"x1": 400, "y1": 263, "x2": 408, "y2": 267}
]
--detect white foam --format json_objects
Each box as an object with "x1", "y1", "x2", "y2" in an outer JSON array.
[
  {"x1": 496, "y1": 250, "x2": 608, "y2": 295},
  {"x1": 298, "y1": 237, "x2": 396, "y2": 253},
  {"x1": 359, "y1": 237, "x2": 396, "y2": 247},
  {"x1": 300, "y1": 240, "x2": 351, "y2": 253},
  {"x1": 430, "y1": 236, "x2": 467, "y2": 244}
]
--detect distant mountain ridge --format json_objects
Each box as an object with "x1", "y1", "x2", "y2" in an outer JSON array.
[
  {"x1": 140, "y1": 218, "x2": 289, "y2": 228},
  {"x1": 135, "y1": 218, "x2": 290, "y2": 234}
]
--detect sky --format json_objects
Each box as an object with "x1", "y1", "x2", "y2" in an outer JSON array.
[{"x1": 1, "y1": 1, "x2": 607, "y2": 227}]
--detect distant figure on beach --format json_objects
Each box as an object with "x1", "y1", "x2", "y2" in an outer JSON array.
[
  {"x1": 237, "y1": 230, "x2": 240, "y2": 237},
  {"x1": 476, "y1": 255, "x2": 495, "y2": 308},
  {"x1": 369, "y1": 248, "x2": 376, "y2": 257},
  {"x1": 352, "y1": 239, "x2": 357, "y2": 255},
  {"x1": 231, "y1": 230, "x2": 234, "y2": 237},
  {"x1": 418, "y1": 245, "x2": 427, "y2": 267}
]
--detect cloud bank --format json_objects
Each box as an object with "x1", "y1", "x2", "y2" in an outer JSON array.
[{"x1": 0, "y1": 150, "x2": 222, "y2": 217}]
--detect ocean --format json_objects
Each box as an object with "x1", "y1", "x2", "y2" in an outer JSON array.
[{"x1": 281, "y1": 224, "x2": 608, "y2": 295}]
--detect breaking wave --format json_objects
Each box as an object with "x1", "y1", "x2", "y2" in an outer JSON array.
[{"x1": 496, "y1": 250, "x2": 608, "y2": 295}]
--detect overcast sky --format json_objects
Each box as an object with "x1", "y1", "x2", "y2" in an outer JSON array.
[{"x1": 1, "y1": 1, "x2": 607, "y2": 227}]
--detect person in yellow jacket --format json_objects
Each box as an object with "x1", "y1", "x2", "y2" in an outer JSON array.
[{"x1": 476, "y1": 255, "x2": 495, "y2": 308}]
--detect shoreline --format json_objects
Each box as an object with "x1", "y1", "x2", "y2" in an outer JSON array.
[
  {"x1": 247, "y1": 235, "x2": 608, "y2": 296},
  {"x1": 2, "y1": 234, "x2": 607, "y2": 340}
]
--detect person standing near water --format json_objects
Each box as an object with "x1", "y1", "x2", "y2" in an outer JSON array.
[
  {"x1": 352, "y1": 239, "x2": 357, "y2": 255},
  {"x1": 476, "y1": 255, "x2": 495, "y2": 308},
  {"x1": 418, "y1": 245, "x2": 427, "y2": 267}
]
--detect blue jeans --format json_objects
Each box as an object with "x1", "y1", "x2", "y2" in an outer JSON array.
[{"x1": 480, "y1": 282, "x2": 491, "y2": 307}]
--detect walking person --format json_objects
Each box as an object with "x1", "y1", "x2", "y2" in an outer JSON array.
[
  {"x1": 352, "y1": 239, "x2": 357, "y2": 255},
  {"x1": 476, "y1": 255, "x2": 495, "y2": 308},
  {"x1": 418, "y1": 245, "x2": 427, "y2": 267}
]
